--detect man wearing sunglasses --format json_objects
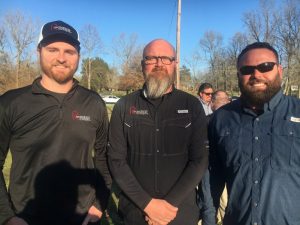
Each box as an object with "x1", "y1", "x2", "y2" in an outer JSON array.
[
  {"x1": 203, "y1": 42, "x2": 300, "y2": 225},
  {"x1": 108, "y1": 39, "x2": 208, "y2": 225},
  {"x1": 197, "y1": 83, "x2": 214, "y2": 116}
]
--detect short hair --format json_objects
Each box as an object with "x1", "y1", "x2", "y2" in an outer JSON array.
[
  {"x1": 212, "y1": 90, "x2": 229, "y2": 102},
  {"x1": 237, "y1": 42, "x2": 279, "y2": 66},
  {"x1": 197, "y1": 83, "x2": 213, "y2": 95}
]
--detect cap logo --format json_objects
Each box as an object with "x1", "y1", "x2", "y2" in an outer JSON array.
[{"x1": 51, "y1": 24, "x2": 72, "y2": 34}]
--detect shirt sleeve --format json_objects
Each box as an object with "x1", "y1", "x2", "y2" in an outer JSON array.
[
  {"x1": 108, "y1": 101, "x2": 152, "y2": 210},
  {"x1": 92, "y1": 100, "x2": 112, "y2": 211},
  {"x1": 164, "y1": 103, "x2": 209, "y2": 206},
  {"x1": 206, "y1": 116, "x2": 226, "y2": 221},
  {"x1": 0, "y1": 95, "x2": 16, "y2": 224}
]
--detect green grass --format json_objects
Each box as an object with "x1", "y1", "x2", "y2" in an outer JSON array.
[
  {"x1": 106, "y1": 104, "x2": 114, "y2": 119},
  {"x1": 3, "y1": 151, "x2": 11, "y2": 186}
]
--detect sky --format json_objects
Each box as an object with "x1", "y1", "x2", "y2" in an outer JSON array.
[{"x1": 0, "y1": 0, "x2": 263, "y2": 69}]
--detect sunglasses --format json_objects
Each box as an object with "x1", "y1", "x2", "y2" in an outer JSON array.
[
  {"x1": 202, "y1": 92, "x2": 213, "y2": 96},
  {"x1": 239, "y1": 62, "x2": 277, "y2": 75}
]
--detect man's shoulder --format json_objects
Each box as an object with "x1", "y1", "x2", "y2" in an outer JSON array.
[
  {"x1": 173, "y1": 89, "x2": 199, "y2": 102},
  {"x1": 283, "y1": 95, "x2": 300, "y2": 112},
  {"x1": 115, "y1": 90, "x2": 142, "y2": 104},
  {"x1": 211, "y1": 100, "x2": 240, "y2": 119},
  {"x1": 76, "y1": 85, "x2": 104, "y2": 101},
  {"x1": 0, "y1": 85, "x2": 32, "y2": 106},
  {"x1": 284, "y1": 95, "x2": 300, "y2": 103}
]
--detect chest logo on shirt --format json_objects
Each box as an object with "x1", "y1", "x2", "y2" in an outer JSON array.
[
  {"x1": 72, "y1": 111, "x2": 91, "y2": 121},
  {"x1": 129, "y1": 106, "x2": 149, "y2": 115},
  {"x1": 290, "y1": 116, "x2": 300, "y2": 123},
  {"x1": 177, "y1": 109, "x2": 189, "y2": 113}
]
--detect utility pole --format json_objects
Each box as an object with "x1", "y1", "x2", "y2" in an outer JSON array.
[{"x1": 176, "y1": 0, "x2": 181, "y2": 89}]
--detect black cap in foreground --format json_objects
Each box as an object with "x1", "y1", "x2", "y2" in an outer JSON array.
[{"x1": 38, "y1": 20, "x2": 80, "y2": 50}]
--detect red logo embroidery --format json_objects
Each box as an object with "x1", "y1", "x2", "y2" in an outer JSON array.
[{"x1": 130, "y1": 106, "x2": 137, "y2": 115}]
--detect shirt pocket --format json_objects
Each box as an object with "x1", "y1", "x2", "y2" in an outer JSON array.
[
  {"x1": 124, "y1": 117, "x2": 155, "y2": 156},
  {"x1": 217, "y1": 127, "x2": 243, "y2": 168},
  {"x1": 270, "y1": 120, "x2": 300, "y2": 172},
  {"x1": 162, "y1": 116, "x2": 192, "y2": 155}
]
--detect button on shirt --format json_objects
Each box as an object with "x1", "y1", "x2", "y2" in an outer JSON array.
[
  {"x1": 108, "y1": 88, "x2": 208, "y2": 210},
  {"x1": 207, "y1": 91, "x2": 300, "y2": 225}
]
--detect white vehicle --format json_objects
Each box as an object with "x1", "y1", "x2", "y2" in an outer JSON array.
[{"x1": 102, "y1": 95, "x2": 120, "y2": 104}]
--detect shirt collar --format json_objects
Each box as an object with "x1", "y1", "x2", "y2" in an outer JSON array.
[
  {"x1": 264, "y1": 90, "x2": 283, "y2": 112},
  {"x1": 32, "y1": 76, "x2": 79, "y2": 95},
  {"x1": 199, "y1": 97, "x2": 210, "y2": 106},
  {"x1": 242, "y1": 90, "x2": 283, "y2": 115}
]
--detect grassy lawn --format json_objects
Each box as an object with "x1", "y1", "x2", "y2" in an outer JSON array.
[
  {"x1": 2, "y1": 104, "x2": 124, "y2": 225},
  {"x1": 3, "y1": 151, "x2": 11, "y2": 187}
]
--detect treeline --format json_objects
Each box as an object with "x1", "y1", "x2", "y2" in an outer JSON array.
[{"x1": 0, "y1": 0, "x2": 299, "y2": 95}]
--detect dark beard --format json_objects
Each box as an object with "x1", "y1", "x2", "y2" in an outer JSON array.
[
  {"x1": 239, "y1": 73, "x2": 282, "y2": 106},
  {"x1": 144, "y1": 67, "x2": 175, "y2": 99}
]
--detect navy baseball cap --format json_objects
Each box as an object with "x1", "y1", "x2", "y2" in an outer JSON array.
[{"x1": 38, "y1": 20, "x2": 80, "y2": 50}]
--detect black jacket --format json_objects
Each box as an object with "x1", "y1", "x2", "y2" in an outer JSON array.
[
  {"x1": 0, "y1": 78, "x2": 111, "y2": 225},
  {"x1": 108, "y1": 88, "x2": 208, "y2": 210}
]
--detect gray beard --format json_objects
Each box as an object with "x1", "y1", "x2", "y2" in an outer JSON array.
[{"x1": 145, "y1": 72, "x2": 174, "y2": 99}]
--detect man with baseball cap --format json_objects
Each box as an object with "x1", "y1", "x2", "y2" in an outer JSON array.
[{"x1": 0, "y1": 20, "x2": 111, "y2": 225}]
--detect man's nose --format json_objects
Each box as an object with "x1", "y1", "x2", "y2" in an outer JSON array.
[
  {"x1": 155, "y1": 57, "x2": 163, "y2": 66},
  {"x1": 56, "y1": 51, "x2": 66, "y2": 63}
]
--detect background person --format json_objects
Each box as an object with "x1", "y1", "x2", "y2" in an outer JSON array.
[
  {"x1": 108, "y1": 39, "x2": 208, "y2": 225},
  {"x1": 197, "y1": 83, "x2": 213, "y2": 116},
  {"x1": 198, "y1": 90, "x2": 230, "y2": 225},
  {"x1": 205, "y1": 42, "x2": 300, "y2": 225},
  {"x1": 0, "y1": 20, "x2": 111, "y2": 225},
  {"x1": 211, "y1": 90, "x2": 230, "y2": 112}
]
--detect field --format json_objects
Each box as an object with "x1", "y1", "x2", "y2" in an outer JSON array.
[{"x1": 2, "y1": 104, "x2": 123, "y2": 225}]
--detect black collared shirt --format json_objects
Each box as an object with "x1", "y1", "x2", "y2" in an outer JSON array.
[
  {"x1": 108, "y1": 88, "x2": 208, "y2": 210},
  {"x1": 0, "y1": 77, "x2": 111, "y2": 224}
]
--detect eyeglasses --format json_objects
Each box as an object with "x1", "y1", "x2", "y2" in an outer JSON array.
[
  {"x1": 239, "y1": 62, "x2": 277, "y2": 75},
  {"x1": 143, "y1": 56, "x2": 176, "y2": 65},
  {"x1": 202, "y1": 92, "x2": 213, "y2": 96}
]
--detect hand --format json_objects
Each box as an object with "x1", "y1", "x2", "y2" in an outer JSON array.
[
  {"x1": 82, "y1": 205, "x2": 103, "y2": 225},
  {"x1": 144, "y1": 199, "x2": 178, "y2": 225},
  {"x1": 145, "y1": 216, "x2": 163, "y2": 225},
  {"x1": 5, "y1": 217, "x2": 28, "y2": 225}
]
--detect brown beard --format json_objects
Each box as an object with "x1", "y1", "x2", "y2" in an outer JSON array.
[
  {"x1": 239, "y1": 72, "x2": 282, "y2": 107},
  {"x1": 40, "y1": 56, "x2": 77, "y2": 84},
  {"x1": 144, "y1": 67, "x2": 175, "y2": 99}
]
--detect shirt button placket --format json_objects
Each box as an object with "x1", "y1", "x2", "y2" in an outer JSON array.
[{"x1": 252, "y1": 117, "x2": 261, "y2": 224}]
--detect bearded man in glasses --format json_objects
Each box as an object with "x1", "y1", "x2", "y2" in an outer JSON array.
[
  {"x1": 201, "y1": 42, "x2": 300, "y2": 225},
  {"x1": 108, "y1": 39, "x2": 208, "y2": 225}
]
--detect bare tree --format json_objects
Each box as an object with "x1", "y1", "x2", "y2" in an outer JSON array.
[
  {"x1": 199, "y1": 30, "x2": 224, "y2": 89},
  {"x1": 243, "y1": 0, "x2": 278, "y2": 43},
  {"x1": 274, "y1": 0, "x2": 300, "y2": 94},
  {"x1": 225, "y1": 32, "x2": 249, "y2": 94},
  {"x1": 184, "y1": 50, "x2": 202, "y2": 79},
  {"x1": 111, "y1": 33, "x2": 140, "y2": 74},
  {"x1": 111, "y1": 33, "x2": 144, "y2": 91},
  {"x1": 4, "y1": 11, "x2": 39, "y2": 88},
  {"x1": 80, "y1": 24, "x2": 103, "y2": 89}
]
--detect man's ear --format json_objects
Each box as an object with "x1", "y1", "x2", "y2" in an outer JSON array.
[
  {"x1": 37, "y1": 47, "x2": 41, "y2": 58},
  {"x1": 278, "y1": 64, "x2": 283, "y2": 79},
  {"x1": 141, "y1": 60, "x2": 145, "y2": 70}
]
